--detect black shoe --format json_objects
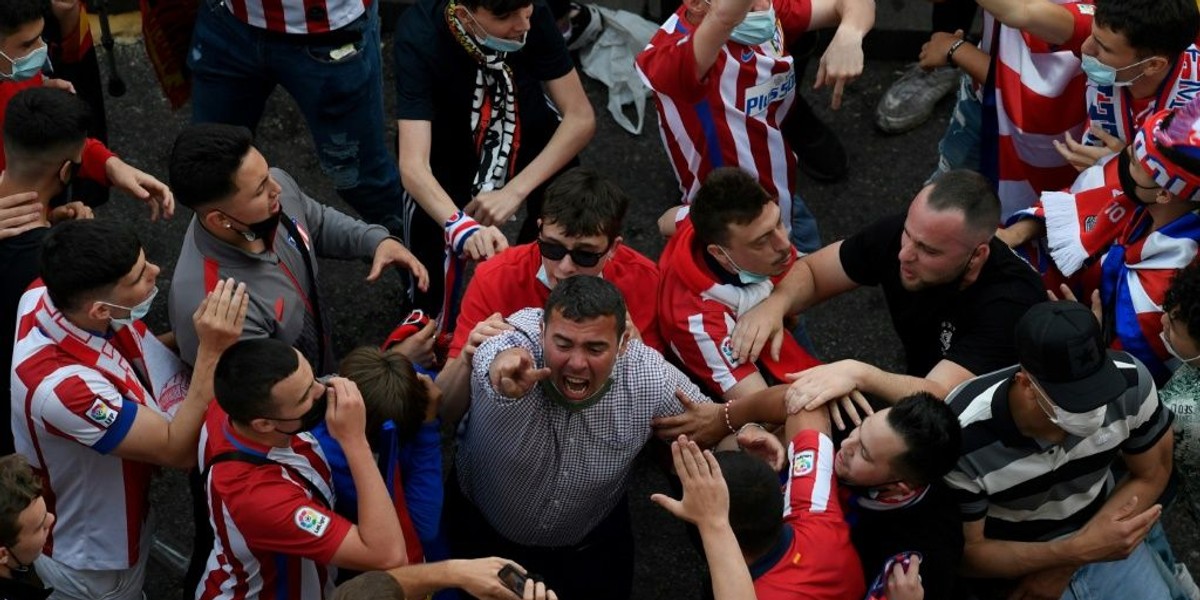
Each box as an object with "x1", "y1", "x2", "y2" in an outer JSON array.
[{"x1": 783, "y1": 93, "x2": 850, "y2": 184}]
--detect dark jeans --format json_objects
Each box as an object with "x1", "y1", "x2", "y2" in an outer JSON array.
[
  {"x1": 443, "y1": 473, "x2": 634, "y2": 600},
  {"x1": 188, "y1": 0, "x2": 405, "y2": 234}
]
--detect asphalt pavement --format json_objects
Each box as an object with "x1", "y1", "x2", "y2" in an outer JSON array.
[{"x1": 81, "y1": 27, "x2": 1199, "y2": 599}]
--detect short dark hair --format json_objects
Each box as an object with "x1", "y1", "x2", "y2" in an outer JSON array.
[
  {"x1": 0, "y1": 0, "x2": 45, "y2": 37},
  {"x1": 1164, "y1": 262, "x2": 1200, "y2": 343},
  {"x1": 3, "y1": 87, "x2": 90, "y2": 178},
  {"x1": 1095, "y1": 0, "x2": 1199, "y2": 60},
  {"x1": 691, "y1": 167, "x2": 773, "y2": 247},
  {"x1": 458, "y1": 0, "x2": 533, "y2": 17},
  {"x1": 543, "y1": 275, "x2": 627, "y2": 340},
  {"x1": 339, "y1": 346, "x2": 430, "y2": 443},
  {"x1": 540, "y1": 167, "x2": 630, "y2": 240},
  {"x1": 885, "y1": 393, "x2": 963, "y2": 486},
  {"x1": 332, "y1": 571, "x2": 406, "y2": 600},
  {"x1": 0, "y1": 455, "x2": 41, "y2": 548},
  {"x1": 716, "y1": 451, "x2": 784, "y2": 558},
  {"x1": 169, "y1": 123, "x2": 256, "y2": 211},
  {"x1": 925, "y1": 170, "x2": 1001, "y2": 239},
  {"x1": 40, "y1": 220, "x2": 142, "y2": 312},
  {"x1": 215, "y1": 338, "x2": 302, "y2": 425}
]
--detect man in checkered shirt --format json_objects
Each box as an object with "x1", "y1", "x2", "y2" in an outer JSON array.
[{"x1": 446, "y1": 275, "x2": 720, "y2": 600}]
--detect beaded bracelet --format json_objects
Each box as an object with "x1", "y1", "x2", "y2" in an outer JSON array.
[{"x1": 723, "y1": 398, "x2": 737, "y2": 434}]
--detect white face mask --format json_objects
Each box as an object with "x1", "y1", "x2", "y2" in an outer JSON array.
[
  {"x1": 1034, "y1": 391, "x2": 1108, "y2": 438},
  {"x1": 1160, "y1": 330, "x2": 1200, "y2": 363},
  {"x1": 98, "y1": 285, "x2": 159, "y2": 330},
  {"x1": 717, "y1": 246, "x2": 770, "y2": 285}
]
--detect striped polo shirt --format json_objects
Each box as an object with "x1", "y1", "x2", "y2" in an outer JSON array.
[{"x1": 943, "y1": 353, "x2": 1172, "y2": 542}]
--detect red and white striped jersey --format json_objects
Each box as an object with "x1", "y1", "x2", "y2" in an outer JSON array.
[
  {"x1": 10, "y1": 284, "x2": 174, "y2": 571},
  {"x1": 224, "y1": 0, "x2": 370, "y2": 34},
  {"x1": 636, "y1": 1, "x2": 812, "y2": 224},
  {"x1": 657, "y1": 217, "x2": 819, "y2": 398},
  {"x1": 981, "y1": 2, "x2": 1093, "y2": 218},
  {"x1": 197, "y1": 404, "x2": 352, "y2": 600}
]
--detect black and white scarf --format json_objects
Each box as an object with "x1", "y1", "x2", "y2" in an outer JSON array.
[{"x1": 446, "y1": 0, "x2": 522, "y2": 194}]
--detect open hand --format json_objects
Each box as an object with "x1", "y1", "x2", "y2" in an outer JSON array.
[
  {"x1": 104, "y1": 157, "x2": 175, "y2": 221},
  {"x1": 650, "y1": 435, "x2": 730, "y2": 528},
  {"x1": 369, "y1": 238, "x2": 429, "y2": 291},
  {"x1": 193, "y1": 278, "x2": 248, "y2": 355}
]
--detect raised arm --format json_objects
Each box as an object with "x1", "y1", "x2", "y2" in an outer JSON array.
[
  {"x1": 327, "y1": 377, "x2": 408, "y2": 571},
  {"x1": 809, "y1": 0, "x2": 875, "y2": 108},
  {"x1": 975, "y1": 0, "x2": 1076, "y2": 45},
  {"x1": 651, "y1": 437, "x2": 757, "y2": 600},
  {"x1": 691, "y1": 0, "x2": 757, "y2": 80},
  {"x1": 112, "y1": 280, "x2": 246, "y2": 469}
]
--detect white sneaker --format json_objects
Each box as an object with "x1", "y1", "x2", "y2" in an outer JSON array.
[{"x1": 875, "y1": 63, "x2": 961, "y2": 134}]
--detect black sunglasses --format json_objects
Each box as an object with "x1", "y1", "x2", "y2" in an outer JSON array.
[{"x1": 536, "y1": 238, "x2": 611, "y2": 268}]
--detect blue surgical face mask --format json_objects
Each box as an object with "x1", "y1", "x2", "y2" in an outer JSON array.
[
  {"x1": 729, "y1": 5, "x2": 777, "y2": 46},
  {"x1": 1081, "y1": 54, "x2": 1153, "y2": 88},
  {"x1": 717, "y1": 246, "x2": 770, "y2": 285},
  {"x1": 462, "y1": 8, "x2": 527, "y2": 53},
  {"x1": 0, "y1": 45, "x2": 48, "y2": 82},
  {"x1": 100, "y1": 286, "x2": 159, "y2": 329}
]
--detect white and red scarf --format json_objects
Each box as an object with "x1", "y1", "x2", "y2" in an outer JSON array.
[
  {"x1": 1083, "y1": 45, "x2": 1200, "y2": 147},
  {"x1": 1009, "y1": 160, "x2": 1200, "y2": 382},
  {"x1": 979, "y1": 4, "x2": 1090, "y2": 218},
  {"x1": 22, "y1": 283, "x2": 190, "y2": 418}
]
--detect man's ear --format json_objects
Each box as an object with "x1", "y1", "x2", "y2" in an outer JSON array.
[
  {"x1": 609, "y1": 235, "x2": 623, "y2": 254},
  {"x1": 201, "y1": 208, "x2": 229, "y2": 233},
  {"x1": 972, "y1": 241, "x2": 990, "y2": 267},
  {"x1": 1145, "y1": 55, "x2": 1171, "y2": 77},
  {"x1": 85, "y1": 299, "x2": 112, "y2": 322},
  {"x1": 1154, "y1": 189, "x2": 1174, "y2": 205},
  {"x1": 248, "y1": 417, "x2": 277, "y2": 435},
  {"x1": 0, "y1": 545, "x2": 11, "y2": 567},
  {"x1": 704, "y1": 242, "x2": 726, "y2": 264}
]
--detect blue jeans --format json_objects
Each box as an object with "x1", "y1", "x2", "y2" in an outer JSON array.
[
  {"x1": 788, "y1": 191, "x2": 822, "y2": 254},
  {"x1": 927, "y1": 74, "x2": 982, "y2": 185},
  {"x1": 1061, "y1": 536, "x2": 1172, "y2": 600},
  {"x1": 788, "y1": 191, "x2": 820, "y2": 354},
  {"x1": 188, "y1": 0, "x2": 405, "y2": 234}
]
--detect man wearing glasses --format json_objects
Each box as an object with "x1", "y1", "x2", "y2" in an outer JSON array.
[
  {"x1": 435, "y1": 167, "x2": 660, "y2": 424},
  {"x1": 999, "y1": 100, "x2": 1200, "y2": 384}
]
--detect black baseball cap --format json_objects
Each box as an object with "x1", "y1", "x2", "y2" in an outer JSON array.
[{"x1": 1015, "y1": 301, "x2": 1124, "y2": 413}]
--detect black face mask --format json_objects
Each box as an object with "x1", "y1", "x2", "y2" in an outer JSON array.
[
  {"x1": 269, "y1": 394, "x2": 328, "y2": 435},
  {"x1": 1117, "y1": 150, "x2": 1157, "y2": 205},
  {"x1": 225, "y1": 210, "x2": 283, "y2": 249},
  {"x1": 4, "y1": 545, "x2": 33, "y2": 574}
]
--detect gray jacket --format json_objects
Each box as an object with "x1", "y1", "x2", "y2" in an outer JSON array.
[{"x1": 168, "y1": 168, "x2": 390, "y2": 373}]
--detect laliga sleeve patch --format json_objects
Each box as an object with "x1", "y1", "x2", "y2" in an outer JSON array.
[
  {"x1": 87, "y1": 398, "x2": 119, "y2": 428},
  {"x1": 294, "y1": 506, "x2": 331, "y2": 538},
  {"x1": 1077, "y1": 4, "x2": 1094, "y2": 14},
  {"x1": 791, "y1": 450, "x2": 814, "y2": 478},
  {"x1": 719, "y1": 336, "x2": 737, "y2": 366}
]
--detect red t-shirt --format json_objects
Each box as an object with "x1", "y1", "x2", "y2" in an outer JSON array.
[
  {"x1": 753, "y1": 430, "x2": 865, "y2": 600},
  {"x1": 448, "y1": 242, "x2": 663, "y2": 358}
]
